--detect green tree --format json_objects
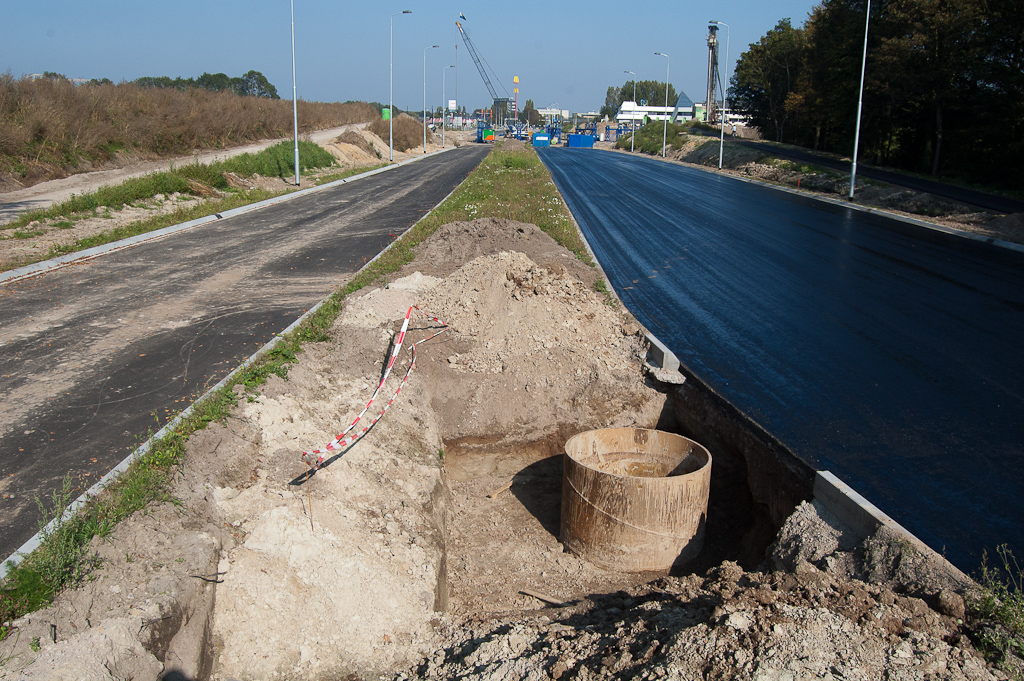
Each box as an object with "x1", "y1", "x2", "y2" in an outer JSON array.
[
  {"x1": 234, "y1": 70, "x2": 279, "y2": 99},
  {"x1": 196, "y1": 72, "x2": 233, "y2": 93},
  {"x1": 519, "y1": 98, "x2": 541, "y2": 125},
  {"x1": 730, "y1": 18, "x2": 806, "y2": 142}
]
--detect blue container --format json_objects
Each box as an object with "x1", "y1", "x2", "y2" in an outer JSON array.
[
  {"x1": 532, "y1": 134, "x2": 550, "y2": 148},
  {"x1": 567, "y1": 134, "x2": 595, "y2": 149}
]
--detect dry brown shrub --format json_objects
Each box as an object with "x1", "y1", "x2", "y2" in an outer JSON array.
[
  {"x1": 0, "y1": 75, "x2": 380, "y2": 187},
  {"x1": 367, "y1": 113, "x2": 426, "y2": 152},
  {"x1": 336, "y1": 130, "x2": 380, "y2": 158}
]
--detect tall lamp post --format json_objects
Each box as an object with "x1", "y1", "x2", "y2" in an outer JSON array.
[
  {"x1": 423, "y1": 44, "x2": 439, "y2": 154},
  {"x1": 289, "y1": 0, "x2": 299, "y2": 186},
  {"x1": 442, "y1": 65, "x2": 454, "y2": 148},
  {"x1": 390, "y1": 9, "x2": 412, "y2": 163},
  {"x1": 710, "y1": 20, "x2": 730, "y2": 169},
  {"x1": 849, "y1": 0, "x2": 871, "y2": 199},
  {"x1": 624, "y1": 70, "x2": 636, "y2": 152},
  {"x1": 655, "y1": 52, "x2": 669, "y2": 157}
]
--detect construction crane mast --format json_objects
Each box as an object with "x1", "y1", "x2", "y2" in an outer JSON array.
[
  {"x1": 706, "y1": 25, "x2": 722, "y2": 125},
  {"x1": 455, "y1": 21, "x2": 511, "y2": 125}
]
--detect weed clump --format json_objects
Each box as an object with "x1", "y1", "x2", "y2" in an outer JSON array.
[{"x1": 970, "y1": 545, "x2": 1024, "y2": 675}]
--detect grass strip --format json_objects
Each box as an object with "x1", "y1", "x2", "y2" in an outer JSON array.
[
  {"x1": 1, "y1": 161, "x2": 386, "y2": 274},
  {"x1": 0, "y1": 139, "x2": 592, "y2": 638},
  {"x1": 3, "y1": 141, "x2": 337, "y2": 232},
  {"x1": 40, "y1": 189, "x2": 287, "y2": 261}
]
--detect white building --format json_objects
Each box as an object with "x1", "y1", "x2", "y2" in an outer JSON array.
[
  {"x1": 616, "y1": 91, "x2": 695, "y2": 125},
  {"x1": 537, "y1": 107, "x2": 569, "y2": 121}
]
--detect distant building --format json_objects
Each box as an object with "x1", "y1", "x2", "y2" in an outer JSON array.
[
  {"x1": 537, "y1": 107, "x2": 569, "y2": 122},
  {"x1": 616, "y1": 91, "x2": 695, "y2": 124}
]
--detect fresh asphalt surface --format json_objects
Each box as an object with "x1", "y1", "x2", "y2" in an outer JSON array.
[
  {"x1": 539, "y1": 147, "x2": 1024, "y2": 572},
  {"x1": 0, "y1": 144, "x2": 489, "y2": 560}
]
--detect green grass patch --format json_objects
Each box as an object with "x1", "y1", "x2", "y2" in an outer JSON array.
[
  {"x1": 12, "y1": 230, "x2": 44, "y2": 239},
  {"x1": 775, "y1": 159, "x2": 829, "y2": 175},
  {"x1": 1, "y1": 139, "x2": 600, "y2": 637},
  {"x1": 615, "y1": 121, "x2": 691, "y2": 155},
  {"x1": 971, "y1": 545, "x2": 1024, "y2": 673}
]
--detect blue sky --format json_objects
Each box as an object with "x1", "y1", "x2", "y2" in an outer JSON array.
[{"x1": 1, "y1": 1, "x2": 817, "y2": 115}]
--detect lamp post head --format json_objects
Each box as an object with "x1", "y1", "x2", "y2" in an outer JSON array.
[
  {"x1": 432, "y1": 44, "x2": 439, "y2": 48},
  {"x1": 402, "y1": 9, "x2": 411, "y2": 13}
]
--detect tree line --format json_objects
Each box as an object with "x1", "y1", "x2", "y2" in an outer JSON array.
[
  {"x1": 133, "y1": 70, "x2": 280, "y2": 99},
  {"x1": 729, "y1": 0, "x2": 1024, "y2": 189},
  {"x1": 34, "y1": 69, "x2": 281, "y2": 99}
]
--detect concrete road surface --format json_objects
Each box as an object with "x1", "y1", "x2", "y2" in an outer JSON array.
[
  {"x1": 539, "y1": 146, "x2": 1024, "y2": 571},
  {"x1": 0, "y1": 144, "x2": 489, "y2": 559}
]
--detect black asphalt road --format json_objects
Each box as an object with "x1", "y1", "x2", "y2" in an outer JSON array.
[
  {"x1": 0, "y1": 145, "x2": 489, "y2": 559},
  {"x1": 539, "y1": 147, "x2": 1024, "y2": 572},
  {"x1": 732, "y1": 138, "x2": 1024, "y2": 215}
]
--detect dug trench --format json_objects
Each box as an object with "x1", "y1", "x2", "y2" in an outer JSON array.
[{"x1": 1, "y1": 218, "x2": 1004, "y2": 681}]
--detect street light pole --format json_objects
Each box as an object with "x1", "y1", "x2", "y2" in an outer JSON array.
[
  {"x1": 442, "y1": 65, "x2": 454, "y2": 148},
  {"x1": 710, "y1": 20, "x2": 730, "y2": 169},
  {"x1": 290, "y1": 0, "x2": 299, "y2": 186},
  {"x1": 655, "y1": 52, "x2": 669, "y2": 157},
  {"x1": 850, "y1": 0, "x2": 871, "y2": 199},
  {"x1": 423, "y1": 44, "x2": 439, "y2": 154},
  {"x1": 390, "y1": 10, "x2": 412, "y2": 163},
  {"x1": 624, "y1": 70, "x2": 636, "y2": 152}
]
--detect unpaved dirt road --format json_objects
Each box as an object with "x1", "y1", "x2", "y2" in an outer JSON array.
[{"x1": 0, "y1": 144, "x2": 489, "y2": 560}]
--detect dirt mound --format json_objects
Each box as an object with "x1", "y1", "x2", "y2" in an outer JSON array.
[
  {"x1": 408, "y1": 560, "x2": 994, "y2": 681},
  {"x1": 368, "y1": 113, "x2": 427, "y2": 153},
  {"x1": 672, "y1": 137, "x2": 761, "y2": 168},
  {"x1": 399, "y1": 218, "x2": 597, "y2": 286},
  {"x1": 337, "y1": 129, "x2": 382, "y2": 157},
  {"x1": 324, "y1": 129, "x2": 388, "y2": 166}
]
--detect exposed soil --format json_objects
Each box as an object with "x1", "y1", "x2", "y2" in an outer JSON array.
[{"x1": 1, "y1": 218, "x2": 1018, "y2": 681}]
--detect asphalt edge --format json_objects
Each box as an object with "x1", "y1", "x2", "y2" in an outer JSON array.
[
  {"x1": 0, "y1": 150, "x2": 472, "y2": 580},
  {"x1": 0, "y1": 146, "x2": 458, "y2": 287},
  {"x1": 607, "y1": 146, "x2": 1024, "y2": 255}
]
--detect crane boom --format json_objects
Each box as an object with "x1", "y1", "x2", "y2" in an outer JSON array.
[{"x1": 456, "y1": 21, "x2": 498, "y2": 101}]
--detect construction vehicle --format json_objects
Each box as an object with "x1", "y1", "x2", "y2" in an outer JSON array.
[{"x1": 456, "y1": 21, "x2": 512, "y2": 126}]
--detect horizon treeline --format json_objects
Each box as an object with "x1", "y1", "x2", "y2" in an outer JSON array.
[
  {"x1": 730, "y1": 0, "x2": 1023, "y2": 189},
  {"x1": 0, "y1": 74, "x2": 378, "y2": 187}
]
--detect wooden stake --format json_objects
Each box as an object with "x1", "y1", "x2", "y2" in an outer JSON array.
[{"x1": 487, "y1": 481, "x2": 513, "y2": 498}]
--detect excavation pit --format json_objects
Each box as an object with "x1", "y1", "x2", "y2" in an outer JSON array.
[{"x1": 442, "y1": 433, "x2": 656, "y2": 617}]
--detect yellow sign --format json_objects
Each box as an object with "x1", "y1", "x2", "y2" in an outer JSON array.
[
  {"x1": 514, "y1": 88, "x2": 519, "y2": 94},
  {"x1": 513, "y1": 76, "x2": 519, "y2": 84}
]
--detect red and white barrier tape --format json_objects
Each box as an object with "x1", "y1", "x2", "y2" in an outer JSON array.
[{"x1": 301, "y1": 305, "x2": 447, "y2": 468}]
